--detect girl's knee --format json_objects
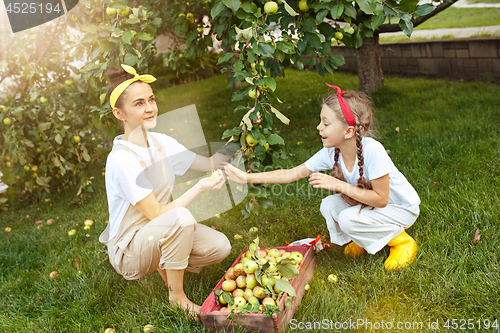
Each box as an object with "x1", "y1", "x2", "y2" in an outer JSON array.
[
  {"x1": 337, "y1": 210, "x2": 356, "y2": 233},
  {"x1": 218, "y1": 235, "x2": 231, "y2": 260},
  {"x1": 320, "y1": 194, "x2": 344, "y2": 217},
  {"x1": 171, "y1": 207, "x2": 196, "y2": 228}
]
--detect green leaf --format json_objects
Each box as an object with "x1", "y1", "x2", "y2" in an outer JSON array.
[
  {"x1": 266, "y1": 133, "x2": 285, "y2": 145},
  {"x1": 344, "y1": 2, "x2": 357, "y2": 18},
  {"x1": 122, "y1": 31, "x2": 133, "y2": 45},
  {"x1": 282, "y1": 0, "x2": 298, "y2": 16},
  {"x1": 124, "y1": 54, "x2": 138, "y2": 66},
  {"x1": 317, "y1": 63, "x2": 325, "y2": 76},
  {"x1": 270, "y1": 106, "x2": 290, "y2": 125},
  {"x1": 135, "y1": 33, "x2": 153, "y2": 41},
  {"x1": 55, "y1": 134, "x2": 63, "y2": 145},
  {"x1": 39, "y1": 122, "x2": 51, "y2": 131},
  {"x1": 108, "y1": 1, "x2": 127, "y2": 9},
  {"x1": 256, "y1": 198, "x2": 273, "y2": 209},
  {"x1": 222, "y1": 128, "x2": 243, "y2": 139},
  {"x1": 241, "y1": 1, "x2": 258, "y2": 13},
  {"x1": 353, "y1": 29, "x2": 363, "y2": 48},
  {"x1": 223, "y1": 0, "x2": 241, "y2": 13},
  {"x1": 414, "y1": 3, "x2": 435, "y2": 16},
  {"x1": 356, "y1": 0, "x2": 376, "y2": 15},
  {"x1": 329, "y1": 53, "x2": 345, "y2": 68},
  {"x1": 302, "y1": 18, "x2": 317, "y2": 33},
  {"x1": 371, "y1": 15, "x2": 386, "y2": 31},
  {"x1": 275, "y1": 279, "x2": 296, "y2": 297},
  {"x1": 126, "y1": 17, "x2": 140, "y2": 24},
  {"x1": 285, "y1": 296, "x2": 292, "y2": 309},
  {"x1": 330, "y1": 3, "x2": 344, "y2": 19},
  {"x1": 211, "y1": 1, "x2": 227, "y2": 18},
  {"x1": 218, "y1": 52, "x2": 235, "y2": 63},
  {"x1": 399, "y1": 15, "x2": 413, "y2": 37},
  {"x1": 262, "y1": 77, "x2": 276, "y2": 91},
  {"x1": 276, "y1": 41, "x2": 295, "y2": 54},
  {"x1": 258, "y1": 42, "x2": 275, "y2": 58},
  {"x1": 82, "y1": 150, "x2": 91, "y2": 162},
  {"x1": 232, "y1": 88, "x2": 248, "y2": 101},
  {"x1": 398, "y1": 0, "x2": 419, "y2": 12},
  {"x1": 316, "y1": 9, "x2": 329, "y2": 22},
  {"x1": 318, "y1": 22, "x2": 334, "y2": 40},
  {"x1": 304, "y1": 32, "x2": 322, "y2": 49}
]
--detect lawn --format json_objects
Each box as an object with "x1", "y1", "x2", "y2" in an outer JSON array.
[
  {"x1": 415, "y1": 7, "x2": 500, "y2": 30},
  {"x1": 1, "y1": 70, "x2": 499, "y2": 332}
]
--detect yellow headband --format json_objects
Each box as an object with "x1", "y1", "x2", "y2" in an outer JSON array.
[{"x1": 110, "y1": 64, "x2": 156, "y2": 108}]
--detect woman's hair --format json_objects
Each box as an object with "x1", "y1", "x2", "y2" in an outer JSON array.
[
  {"x1": 323, "y1": 91, "x2": 376, "y2": 209},
  {"x1": 106, "y1": 66, "x2": 136, "y2": 109}
]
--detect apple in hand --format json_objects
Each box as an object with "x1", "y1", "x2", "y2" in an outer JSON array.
[
  {"x1": 207, "y1": 170, "x2": 220, "y2": 181},
  {"x1": 264, "y1": 1, "x2": 278, "y2": 15}
]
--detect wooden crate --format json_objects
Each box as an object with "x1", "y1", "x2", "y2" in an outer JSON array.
[{"x1": 198, "y1": 245, "x2": 317, "y2": 333}]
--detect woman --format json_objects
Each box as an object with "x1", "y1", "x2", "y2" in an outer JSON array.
[{"x1": 99, "y1": 64, "x2": 232, "y2": 314}]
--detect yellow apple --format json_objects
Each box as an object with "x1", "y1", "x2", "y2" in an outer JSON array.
[
  {"x1": 3, "y1": 118, "x2": 11, "y2": 125},
  {"x1": 65, "y1": 80, "x2": 73, "y2": 86},
  {"x1": 335, "y1": 32, "x2": 344, "y2": 40},
  {"x1": 73, "y1": 135, "x2": 81, "y2": 143},
  {"x1": 246, "y1": 135, "x2": 257, "y2": 147},
  {"x1": 248, "y1": 88, "x2": 260, "y2": 99},
  {"x1": 40, "y1": 96, "x2": 48, "y2": 104},
  {"x1": 264, "y1": 1, "x2": 278, "y2": 15},
  {"x1": 298, "y1": 0, "x2": 309, "y2": 11},
  {"x1": 106, "y1": 7, "x2": 117, "y2": 16},
  {"x1": 207, "y1": 170, "x2": 220, "y2": 181}
]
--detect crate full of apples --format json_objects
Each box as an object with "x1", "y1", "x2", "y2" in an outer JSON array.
[{"x1": 198, "y1": 238, "x2": 317, "y2": 333}]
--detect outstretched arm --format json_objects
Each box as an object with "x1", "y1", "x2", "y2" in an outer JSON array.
[
  {"x1": 134, "y1": 173, "x2": 226, "y2": 220},
  {"x1": 224, "y1": 163, "x2": 313, "y2": 185},
  {"x1": 308, "y1": 173, "x2": 390, "y2": 208},
  {"x1": 190, "y1": 153, "x2": 232, "y2": 173}
]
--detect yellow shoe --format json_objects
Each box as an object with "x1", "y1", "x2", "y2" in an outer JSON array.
[
  {"x1": 384, "y1": 231, "x2": 418, "y2": 270},
  {"x1": 344, "y1": 242, "x2": 366, "y2": 258}
]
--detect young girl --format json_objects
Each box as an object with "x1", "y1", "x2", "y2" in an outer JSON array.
[
  {"x1": 224, "y1": 84, "x2": 420, "y2": 270},
  {"x1": 99, "y1": 64, "x2": 232, "y2": 314}
]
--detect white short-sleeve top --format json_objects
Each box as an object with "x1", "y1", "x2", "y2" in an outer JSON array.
[
  {"x1": 105, "y1": 132, "x2": 196, "y2": 239},
  {"x1": 304, "y1": 137, "x2": 420, "y2": 213}
]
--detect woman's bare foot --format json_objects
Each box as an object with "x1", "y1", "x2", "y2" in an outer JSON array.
[{"x1": 169, "y1": 294, "x2": 201, "y2": 317}]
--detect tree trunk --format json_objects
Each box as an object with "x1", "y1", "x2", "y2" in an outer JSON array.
[{"x1": 356, "y1": 34, "x2": 384, "y2": 93}]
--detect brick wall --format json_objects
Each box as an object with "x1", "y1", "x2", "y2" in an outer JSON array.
[{"x1": 333, "y1": 37, "x2": 500, "y2": 81}]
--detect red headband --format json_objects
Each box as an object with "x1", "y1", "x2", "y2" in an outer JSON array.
[{"x1": 325, "y1": 83, "x2": 356, "y2": 127}]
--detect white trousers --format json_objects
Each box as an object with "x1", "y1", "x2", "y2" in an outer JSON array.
[{"x1": 320, "y1": 194, "x2": 419, "y2": 254}]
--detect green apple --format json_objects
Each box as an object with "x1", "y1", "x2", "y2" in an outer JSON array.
[
  {"x1": 197, "y1": 27, "x2": 204, "y2": 33},
  {"x1": 178, "y1": 13, "x2": 185, "y2": 18},
  {"x1": 264, "y1": 1, "x2": 278, "y2": 15},
  {"x1": 5, "y1": 161, "x2": 11, "y2": 168},
  {"x1": 289, "y1": 251, "x2": 303, "y2": 264},
  {"x1": 24, "y1": 165, "x2": 30, "y2": 172},
  {"x1": 3, "y1": 118, "x2": 11, "y2": 125},
  {"x1": 106, "y1": 7, "x2": 117, "y2": 16},
  {"x1": 186, "y1": 13, "x2": 194, "y2": 20},
  {"x1": 0, "y1": 105, "x2": 5, "y2": 110},
  {"x1": 246, "y1": 274, "x2": 258, "y2": 289},
  {"x1": 328, "y1": 274, "x2": 338, "y2": 283},
  {"x1": 31, "y1": 165, "x2": 38, "y2": 172},
  {"x1": 234, "y1": 296, "x2": 246, "y2": 308},
  {"x1": 104, "y1": 328, "x2": 115, "y2": 333},
  {"x1": 118, "y1": 6, "x2": 130, "y2": 16},
  {"x1": 240, "y1": 257, "x2": 250, "y2": 264},
  {"x1": 73, "y1": 135, "x2": 81, "y2": 143},
  {"x1": 261, "y1": 274, "x2": 269, "y2": 287},
  {"x1": 143, "y1": 325, "x2": 154, "y2": 333},
  {"x1": 68, "y1": 229, "x2": 77, "y2": 236},
  {"x1": 250, "y1": 62, "x2": 256, "y2": 69},
  {"x1": 65, "y1": 80, "x2": 73, "y2": 86},
  {"x1": 243, "y1": 260, "x2": 259, "y2": 274},
  {"x1": 222, "y1": 279, "x2": 237, "y2": 292},
  {"x1": 298, "y1": 0, "x2": 309, "y2": 11},
  {"x1": 178, "y1": 53, "x2": 184, "y2": 58},
  {"x1": 334, "y1": 32, "x2": 344, "y2": 40},
  {"x1": 219, "y1": 294, "x2": 228, "y2": 305},
  {"x1": 249, "y1": 226, "x2": 258, "y2": 233},
  {"x1": 40, "y1": 96, "x2": 48, "y2": 104},
  {"x1": 304, "y1": 284, "x2": 310, "y2": 290},
  {"x1": 246, "y1": 135, "x2": 258, "y2": 147},
  {"x1": 207, "y1": 169, "x2": 220, "y2": 181},
  {"x1": 268, "y1": 248, "x2": 280, "y2": 258},
  {"x1": 248, "y1": 295, "x2": 259, "y2": 305},
  {"x1": 249, "y1": 243, "x2": 258, "y2": 252},
  {"x1": 243, "y1": 288, "x2": 254, "y2": 301},
  {"x1": 36, "y1": 148, "x2": 42, "y2": 153},
  {"x1": 260, "y1": 60, "x2": 264, "y2": 67},
  {"x1": 29, "y1": 97, "x2": 36, "y2": 103},
  {"x1": 248, "y1": 88, "x2": 260, "y2": 99},
  {"x1": 234, "y1": 234, "x2": 243, "y2": 240},
  {"x1": 264, "y1": 143, "x2": 270, "y2": 151}
]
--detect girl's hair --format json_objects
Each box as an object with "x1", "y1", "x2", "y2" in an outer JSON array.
[
  {"x1": 323, "y1": 91, "x2": 376, "y2": 209},
  {"x1": 106, "y1": 66, "x2": 135, "y2": 109}
]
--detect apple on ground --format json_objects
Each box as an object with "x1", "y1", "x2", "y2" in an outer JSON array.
[
  {"x1": 68, "y1": 229, "x2": 77, "y2": 236},
  {"x1": 233, "y1": 263, "x2": 245, "y2": 276},
  {"x1": 143, "y1": 324, "x2": 154, "y2": 333},
  {"x1": 50, "y1": 271, "x2": 58, "y2": 278},
  {"x1": 236, "y1": 275, "x2": 247, "y2": 289},
  {"x1": 84, "y1": 219, "x2": 93, "y2": 226},
  {"x1": 249, "y1": 226, "x2": 258, "y2": 233},
  {"x1": 104, "y1": 329, "x2": 115, "y2": 333},
  {"x1": 246, "y1": 274, "x2": 258, "y2": 289},
  {"x1": 222, "y1": 279, "x2": 236, "y2": 292},
  {"x1": 225, "y1": 267, "x2": 235, "y2": 280},
  {"x1": 47, "y1": 219, "x2": 54, "y2": 225},
  {"x1": 234, "y1": 296, "x2": 246, "y2": 308},
  {"x1": 328, "y1": 274, "x2": 338, "y2": 283},
  {"x1": 5, "y1": 227, "x2": 12, "y2": 233}
]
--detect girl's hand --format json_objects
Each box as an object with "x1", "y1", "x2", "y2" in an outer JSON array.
[
  {"x1": 223, "y1": 163, "x2": 248, "y2": 184},
  {"x1": 196, "y1": 170, "x2": 226, "y2": 191},
  {"x1": 308, "y1": 172, "x2": 341, "y2": 192}
]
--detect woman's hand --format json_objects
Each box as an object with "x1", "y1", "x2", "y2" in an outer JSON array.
[
  {"x1": 196, "y1": 169, "x2": 226, "y2": 191},
  {"x1": 223, "y1": 163, "x2": 248, "y2": 184},
  {"x1": 308, "y1": 172, "x2": 342, "y2": 192}
]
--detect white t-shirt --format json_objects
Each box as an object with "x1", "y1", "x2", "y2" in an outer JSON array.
[
  {"x1": 105, "y1": 132, "x2": 196, "y2": 240},
  {"x1": 304, "y1": 137, "x2": 420, "y2": 212}
]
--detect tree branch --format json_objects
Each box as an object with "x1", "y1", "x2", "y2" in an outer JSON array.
[{"x1": 377, "y1": 0, "x2": 459, "y2": 33}]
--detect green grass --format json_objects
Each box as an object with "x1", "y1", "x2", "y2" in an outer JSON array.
[
  {"x1": 468, "y1": 0, "x2": 500, "y2": 4},
  {"x1": 379, "y1": 31, "x2": 500, "y2": 43},
  {"x1": 1, "y1": 70, "x2": 500, "y2": 332}
]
